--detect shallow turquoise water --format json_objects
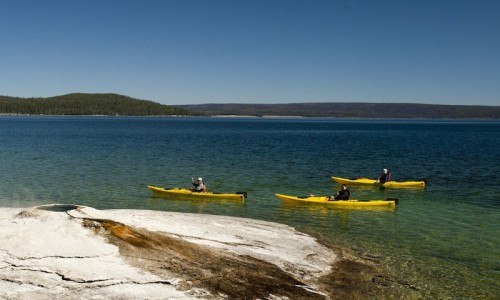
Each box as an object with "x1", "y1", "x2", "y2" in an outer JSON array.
[{"x1": 0, "y1": 116, "x2": 498, "y2": 297}]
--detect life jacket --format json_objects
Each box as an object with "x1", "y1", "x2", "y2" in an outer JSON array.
[{"x1": 380, "y1": 172, "x2": 391, "y2": 183}]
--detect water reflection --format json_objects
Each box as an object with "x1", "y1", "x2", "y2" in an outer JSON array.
[
  {"x1": 147, "y1": 195, "x2": 246, "y2": 215},
  {"x1": 277, "y1": 200, "x2": 397, "y2": 237}
]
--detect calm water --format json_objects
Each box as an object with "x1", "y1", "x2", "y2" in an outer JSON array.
[{"x1": 0, "y1": 116, "x2": 498, "y2": 298}]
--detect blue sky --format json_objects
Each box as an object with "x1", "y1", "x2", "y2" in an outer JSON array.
[{"x1": 0, "y1": 0, "x2": 499, "y2": 105}]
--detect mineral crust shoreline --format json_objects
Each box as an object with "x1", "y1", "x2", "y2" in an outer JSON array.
[{"x1": 0, "y1": 204, "x2": 402, "y2": 299}]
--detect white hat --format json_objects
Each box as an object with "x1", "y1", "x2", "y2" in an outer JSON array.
[
  {"x1": 197, "y1": 177, "x2": 203, "y2": 181},
  {"x1": 383, "y1": 168, "x2": 388, "y2": 173}
]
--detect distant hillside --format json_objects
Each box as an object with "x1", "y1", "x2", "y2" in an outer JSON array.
[
  {"x1": 176, "y1": 103, "x2": 500, "y2": 119},
  {"x1": 0, "y1": 93, "x2": 198, "y2": 116}
]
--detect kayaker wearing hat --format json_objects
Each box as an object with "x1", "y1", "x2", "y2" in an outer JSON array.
[
  {"x1": 191, "y1": 177, "x2": 207, "y2": 192},
  {"x1": 378, "y1": 168, "x2": 391, "y2": 184}
]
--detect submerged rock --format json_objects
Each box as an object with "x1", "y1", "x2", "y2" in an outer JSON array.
[{"x1": 0, "y1": 205, "x2": 337, "y2": 299}]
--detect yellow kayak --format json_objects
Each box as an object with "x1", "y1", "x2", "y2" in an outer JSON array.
[
  {"x1": 332, "y1": 176, "x2": 425, "y2": 188},
  {"x1": 275, "y1": 194, "x2": 398, "y2": 207},
  {"x1": 148, "y1": 186, "x2": 246, "y2": 201}
]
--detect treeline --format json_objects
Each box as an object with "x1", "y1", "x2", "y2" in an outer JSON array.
[
  {"x1": 176, "y1": 103, "x2": 500, "y2": 119},
  {"x1": 3, "y1": 94, "x2": 498, "y2": 118},
  {"x1": 0, "y1": 93, "x2": 199, "y2": 116}
]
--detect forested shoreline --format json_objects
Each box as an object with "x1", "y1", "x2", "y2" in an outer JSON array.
[
  {"x1": 0, "y1": 93, "x2": 198, "y2": 116},
  {"x1": 2, "y1": 93, "x2": 498, "y2": 119},
  {"x1": 176, "y1": 102, "x2": 500, "y2": 119}
]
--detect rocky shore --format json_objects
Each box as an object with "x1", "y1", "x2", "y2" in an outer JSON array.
[{"x1": 0, "y1": 204, "x2": 399, "y2": 299}]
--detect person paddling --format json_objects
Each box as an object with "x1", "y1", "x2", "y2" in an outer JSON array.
[
  {"x1": 191, "y1": 177, "x2": 207, "y2": 192},
  {"x1": 378, "y1": 168, "x2": 391, "y2": 184},
  {"x1": 330, "y1": 184, "x2": 351, "y2": 200}
]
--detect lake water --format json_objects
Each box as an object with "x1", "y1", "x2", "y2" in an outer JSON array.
[{"x1": 0, "y1": 116, "x2": 498, "y2": 298}]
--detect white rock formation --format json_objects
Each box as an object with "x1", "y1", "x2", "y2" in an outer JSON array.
[{"x1": 0, "y1": 205, "x2": 337, "y2": 299}]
